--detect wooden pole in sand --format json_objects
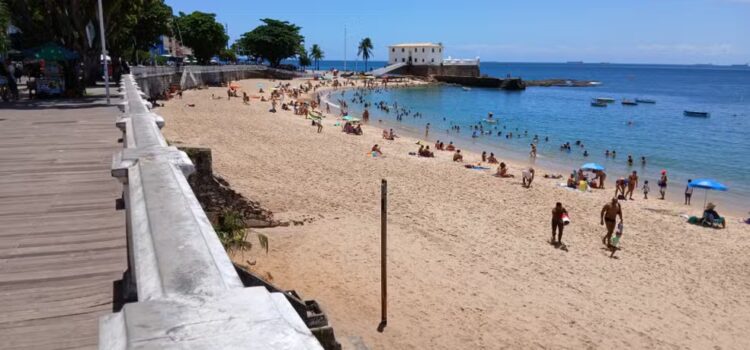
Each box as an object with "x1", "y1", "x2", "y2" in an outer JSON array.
[{"x1": 378, "y1": 179, "x2": 388, "y2": 332}]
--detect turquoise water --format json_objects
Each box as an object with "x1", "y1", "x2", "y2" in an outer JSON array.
[{"x1": 335, "y1": 62, "x2": 750, "y2": 210}]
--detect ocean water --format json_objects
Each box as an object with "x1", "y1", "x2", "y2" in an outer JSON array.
[{"x1": 327, "y1": 62, "x2": 750, "y2": 211}]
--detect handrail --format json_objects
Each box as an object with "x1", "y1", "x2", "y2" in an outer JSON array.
[{"x1": 99, "y1": 74, "x2": 322, "y2": 349}]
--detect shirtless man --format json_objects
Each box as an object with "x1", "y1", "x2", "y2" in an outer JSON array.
[
  {"x1": 494, "y1": 162, "x2": 514, "y2": 178},
  {"x1": 371, "y1": 144, "x2": 382, "y2": 156},
  {"x1": 530, "y1": 143, "x2": 537, "y2": 158},
  {"x1": 362, "y1": 108, "x2": 370, "y2": 122},
  {"x1": 626, "y1": 171, "x2": 639, "y2": 200},
  {"x1": 600, "y1": 198, "x2": 623, "y2": 247}
]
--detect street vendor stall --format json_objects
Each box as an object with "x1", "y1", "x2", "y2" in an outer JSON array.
[{"x1": 23, "y1": 43, "x2": 79, "y2": 97}]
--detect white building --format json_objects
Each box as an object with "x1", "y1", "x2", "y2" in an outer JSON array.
[{"x1": 388, "y1": 43, "x2": 443, "y2": 65}]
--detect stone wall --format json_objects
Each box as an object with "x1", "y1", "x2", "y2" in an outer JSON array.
[{"x1": 390, "y1": 64, "x2": 480, "y2": 78}]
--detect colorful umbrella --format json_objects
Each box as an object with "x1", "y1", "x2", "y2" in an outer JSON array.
[{"x1": 688, "y1": 178, "x2": 728, "y2": 208}]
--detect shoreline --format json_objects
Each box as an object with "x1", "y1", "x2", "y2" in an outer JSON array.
[{"x1": 321, "y1": 83, "x2": 748, "y2": 217}]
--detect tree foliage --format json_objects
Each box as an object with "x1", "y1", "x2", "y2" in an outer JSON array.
[
  {"x1": 310, "y1": 44, "x2": 323, "y2": 70},
  {"x1": 6, "y1": 0, "x2": 173, "y2": 86},
  {"x1": 237, "y1": 18, "x2": 304, "y2": 67},
  {"x1": 297, "y1": 46, "x2": 311, "y2": 70},
  {"x1": 0, "y1": 1, "x2": 9, "y2": 54},
  {"x1": 173, "y1": 11, "x2": 228, "y2": 64},
  {"x1": 358, "y1": 37, "x2": 373, "y2": 71}
]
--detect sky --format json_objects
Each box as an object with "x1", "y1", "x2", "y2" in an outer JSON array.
[{"x1": 166, "y1": 0, "x2": 750, "y2": 65}]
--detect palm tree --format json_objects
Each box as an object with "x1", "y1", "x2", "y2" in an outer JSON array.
[
  {"x1": 357, "y1": 37, "x2": 373, "y2": 71},
  {"x1": 298, "y1": 46, "x2": 312, "y2": 71},
  {"x1": 310, "y1": 44, "x2": 324, "y2": 71}
]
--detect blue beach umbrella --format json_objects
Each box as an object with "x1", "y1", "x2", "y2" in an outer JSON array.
[
  {"x1": 581, "y1": 163, "x2": 605, "y2": 171},
  {"x1": 688, "y1": 178, "x2": 728, "y2": 208}
]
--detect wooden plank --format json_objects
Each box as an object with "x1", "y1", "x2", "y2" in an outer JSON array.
[{"x1": 0, "y1": 96, "x2": 127, "y2": 349}]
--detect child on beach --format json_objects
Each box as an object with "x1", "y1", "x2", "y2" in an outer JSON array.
[
  {"x1": 642, "y1": 180, "x2": 650, "y2": 199},
  {"x1": 685, "y1": 179, "x2": 693, "y2": 205},
  {"x1": 610, "y1": 222, "x2": 624, "y2": 258}
]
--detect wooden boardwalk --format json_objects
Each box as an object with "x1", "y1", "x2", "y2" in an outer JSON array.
[{"x1": 0, "y1": 97, "x2": 126, "y2": 349}]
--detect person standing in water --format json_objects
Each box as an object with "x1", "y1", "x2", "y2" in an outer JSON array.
[{"x1": 530, "y1": 143, "x2": 537, "y2": 158}]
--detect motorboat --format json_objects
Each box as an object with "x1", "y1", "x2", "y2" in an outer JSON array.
[
  {"x1": 635, "y1": 98, "x2": 656, "y2": 104},
  {"x1": 621, "y1": 99, "x2": 638, "y2": 106},
  {"x1": 595, "y1": 97, "x2": 615, "y2": 103},
  {"x1": 683, "y1": 110, "x2": 710, "y2": 118},
  {"x1": 591, "y1": 101, "x2": 607, "y2": 107}
]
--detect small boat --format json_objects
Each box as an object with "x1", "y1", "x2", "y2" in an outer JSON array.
[
  {"x1": 684, "y1": 110, "x2": 710, "y2": 118},
  {"x1": 622, "y1": 99, "x2": 638, "y2": 106},
  {"x1": 595, "y1": 97, "x2": 615, "y2": 103},
  {"x1": 462, "y1": 87, "x2": 471, "y2": 91},
  {"x1": 591, "y1": 101, "x2": 607, "y2": 107},
  {"x1": 635, "y1": 98, "x2": 656, "y2": 104}
]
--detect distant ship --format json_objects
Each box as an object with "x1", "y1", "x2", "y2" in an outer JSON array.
[
  {"x1": 635, "y1": 98, "x2": 656, "y2": 104},
  {"x1": 730, "y1": 63, "x2": 749, "y2": 68},
  {"x1": 566, "y1": 61, "x2": 584, "y2": 64}
]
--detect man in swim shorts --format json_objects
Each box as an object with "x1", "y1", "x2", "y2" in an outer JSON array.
[
  {"x1": 626, "y1": 171, "x2": 638, "y2": 200},
  {"x1": 551, "y1": 202, "x2": 568, "y2": 246},
  {"x1": 600, "y1": 198, "x2": 623, "y2": 247}
]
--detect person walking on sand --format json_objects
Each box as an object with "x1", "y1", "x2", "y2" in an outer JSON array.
[
  {"x1": 626, "y1": 171, "x2": 639, "y2": 200},
  {"x1": 551, "y1": 202, "x2": 569, "y2": 246},
  {"x1": 363, "y1": 108, "x2": 370, "y2": 122},
  {"x1": 642, "y1": 180, "x2": 650, "y2": 199},
  {"x1": 316, "y1": 120, "x2": 323, "y2": 133},
  {"x1": 685, "y1": 179, "x2": 693, "y2": 205},
  {"x1": 600, "y1": 198, "x2": 623, "y2": 247},
  {"x1": 658, "y1": 170, "x2": 668, "y2": 200}
]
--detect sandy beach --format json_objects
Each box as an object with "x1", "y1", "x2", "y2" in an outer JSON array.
[{"x1": 159, "y1": 77, "x2": 750, "y2": 349}]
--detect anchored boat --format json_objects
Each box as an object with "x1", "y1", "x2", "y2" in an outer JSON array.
[
  {"x1": 595, "y1": 97, "x2": 615, "y2": 103},
  {"x1": 683, "y1": 110, "x2": 710, "y2": 118},
  {"x1": 635, "y1": 98, "x2": 656, "y2": 104},
  {"x1": 622, "y1": 99, "x2": 638, "y2": 106},
  {"x1": 591, "y1": 100, "x2": 607, "y2": 107}
]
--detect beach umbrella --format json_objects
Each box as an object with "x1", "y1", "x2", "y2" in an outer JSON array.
[
  {"x1": 688, "y1": 178, "x2": 728, "y2": 208},
  {"x1": 581, "y1": 163, "x2": 605, "y2": 171},
  {"x1": 342, "y1": 115, "x2": 360, "y2": 122}
]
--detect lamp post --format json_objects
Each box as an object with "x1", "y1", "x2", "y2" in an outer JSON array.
[{"x1": 97, "y1": 0, "x2": 110, "y2": 104}]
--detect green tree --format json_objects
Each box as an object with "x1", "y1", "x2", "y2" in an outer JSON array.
[
  {"x1": 310, "y1": 44, "x2": 324, "y2": 71},
  {"x1": 0, "y1": 1, "x2": 9, "y2": 55},
  {"x1": 237, "y1": 18, "x2": 304, "y2": 67},
  {"x1": 218, "y1": 48, "x2": 237, "y2": 63},
  {"x1": 297, "y1": 46, "x2": 311, "y2": 71},
  {"x1": 357, "y1": 38, "x2": 372, "y2": 71},
  {"x1": 6, "y1": 0, "x2": 173, "y2": 87},
  {"x1": 357, "y1": 37, "x2": 373, "y2": 71},
  {"x1": 173, "y1": 11, "x2": 228, "y2": 64}
]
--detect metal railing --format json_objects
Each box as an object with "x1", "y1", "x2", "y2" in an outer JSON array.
[{"x1": 99, "y1": 74, "x2": 323, "y2": 349}]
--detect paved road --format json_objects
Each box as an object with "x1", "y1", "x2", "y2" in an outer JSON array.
[{"x1": 0, "y1": 94, "x2": 126, "y2": 349}]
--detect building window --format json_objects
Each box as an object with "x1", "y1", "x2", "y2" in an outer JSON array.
[
  {"x1": 432, "y1": 48, "x2": 435, "y2": 53},
  {"x1": 439, "y1": 48, "x2": 442, "y2": 53},
  {"x1": 422, "y1": 58, "x2": 425, "y2": 62},
  {"x1": 391, "y1": 48, "x2": 395, "y2": 52},
  {"x1": 402, "y1": 58, "x2": 405, "y2": 62},
  {"x1": 422, "y1": 48, "x2": 425, "y2": 52},
  {"x1": 401, "y1": 48, "x2": 404, "y2": 52},
  {"x1": 431, "y1": 58, "x2": 435, "y2": 63}
]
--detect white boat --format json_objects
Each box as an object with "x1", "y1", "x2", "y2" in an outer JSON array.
[{"x1": 595, "y1": 97, "x2": 615, "y2": 103}]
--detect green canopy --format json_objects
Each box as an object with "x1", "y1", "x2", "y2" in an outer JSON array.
[{"x1": 24, "y1": 43, "x2": 79, "y2": 61}]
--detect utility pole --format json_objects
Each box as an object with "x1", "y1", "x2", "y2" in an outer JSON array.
[{"x1": 97, "y1": 0, "x2": 110, "y2": 104}]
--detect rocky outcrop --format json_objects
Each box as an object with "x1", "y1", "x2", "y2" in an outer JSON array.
[{"x1": 179, "y1": 146, "x2": 279, "y2": 228}]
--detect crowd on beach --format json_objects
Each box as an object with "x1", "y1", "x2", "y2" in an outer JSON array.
[{"x1": 193, "y1": 73, "x2": 742, "y2": 258}]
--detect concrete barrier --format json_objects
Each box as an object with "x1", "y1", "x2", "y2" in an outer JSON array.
[
  {"x1": 99, "y1": 74, "x2": 323, "y2": 349},
  {"x1": 130, "y1": 65, "x2": 303, "y2": 98}
]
